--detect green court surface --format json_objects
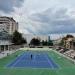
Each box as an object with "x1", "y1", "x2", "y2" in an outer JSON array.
[{"x1": 0, "y1": 49, "x2": 75, "y2": 75}]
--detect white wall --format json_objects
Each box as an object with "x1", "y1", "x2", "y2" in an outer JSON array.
[{"x1": 0, "y1": 40, "x2": 12, "y2": 45}]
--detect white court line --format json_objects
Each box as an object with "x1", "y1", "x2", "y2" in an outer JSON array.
[
  {"x1": 11, "y1": 52, "x2": 25, "y2": 67},
  {"x1": 44, "y1": 53, "x2": 53, "y2": 69}
]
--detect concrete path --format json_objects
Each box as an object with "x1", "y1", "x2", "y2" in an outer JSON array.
[{"x1": 0, "y1": 50, "x2": 18, "y2": 59}]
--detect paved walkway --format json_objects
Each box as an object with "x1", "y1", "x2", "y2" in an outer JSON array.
[{"x1": 0, "y1": 50, "x2": 18, "y2": 59}]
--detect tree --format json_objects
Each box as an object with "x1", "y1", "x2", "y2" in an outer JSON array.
[
  {"x1": 41, "y1": 39, "x2": 53, "y2": 46},
  {"x1": 30, "y1": 38, "x2": 40, "y2": 46},
  {"x1": 41, "y1": 40, "x2": 48, "y2": 46},
  {"x1": 48, "y1": 40, "x2": 53, "y2": 46},
  {"x1": 66, "y1": 34, "x2": 74, "y2": 38},
  {"x1": 59, "y1": 38, "x2": 64, "y2": 46},
  {"x1": 12, "y1": 31, "x2": 27, "y2": 45}
]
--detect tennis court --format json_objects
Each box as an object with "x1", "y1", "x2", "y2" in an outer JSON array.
[
  {"x1": 0, "y1": 49, "x2": 75, "y2": 75},
  {"x1": 7, "y1": 51, "x2": 58, "y2": 69}
]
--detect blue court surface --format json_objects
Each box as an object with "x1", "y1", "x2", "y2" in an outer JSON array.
[{"x1": 7, "y1": 51, "x2": 58, "y2": 69}]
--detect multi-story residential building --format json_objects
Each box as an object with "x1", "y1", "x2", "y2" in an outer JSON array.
[
  {"x1": 0, "y1": 16, "x2": 18, "y2": 34},
  {"x1": 0, "y1": 16, "x2": 18, "y2": 52}
]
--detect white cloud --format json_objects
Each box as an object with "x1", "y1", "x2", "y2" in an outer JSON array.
[{"x1": 0, "y1": 0, "x2": 75, "y2": 34}]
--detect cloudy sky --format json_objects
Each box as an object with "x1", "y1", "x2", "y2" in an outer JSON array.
[{"x1": 0, "y1": 0, "x2": 75, "y2": 35}]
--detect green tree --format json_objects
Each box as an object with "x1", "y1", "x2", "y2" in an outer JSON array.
[
  {"x1": 12, "y1": 31, "x2": 27, "y2": 45},
  {"x1": 41, "y1": 40, "x2": 48, "y2": 46},
  {"x1": 48, "y1": 40, "x2": 53, "y2": 46},
  {"x1": 66, "y1": 34, "x2": 74, "y2": 38},
  {"x1": 30, "y1": 38, "x2": 40, "y2": 46},
  {"x1": 59, "y1": 39, "x2": 64, "y2": 46},
  {"x1": 42, "y1": 40, "x2": 53, "y2": 46}
]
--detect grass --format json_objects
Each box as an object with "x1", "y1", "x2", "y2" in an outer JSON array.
[{"x1": 0, "y1": 49, "x2": 75, "y2": 75}]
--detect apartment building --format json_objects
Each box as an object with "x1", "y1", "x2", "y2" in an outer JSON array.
[
  {"x1": 0, "y1": 17, "x2": 18, "y2": 52},
  {"x1": 0, "y1": 16, "x2": 18, "y2": 34}
]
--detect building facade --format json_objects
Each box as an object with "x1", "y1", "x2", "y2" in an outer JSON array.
[
  {"x1": 58, "y1": 35, "x2": 75, "y2": 49},
  {"x1": 0, "y1": 16, "x2": 18, "y2": 52},
  {"x1": 0, "y1": 31, "x2": 12, "y2": 52},
  {"x1": 0, "y1": 16, "x2": 18, "y2": 34},
  {"x1": 63, "y1": 37, "x2": 75, "y2": 49}
]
